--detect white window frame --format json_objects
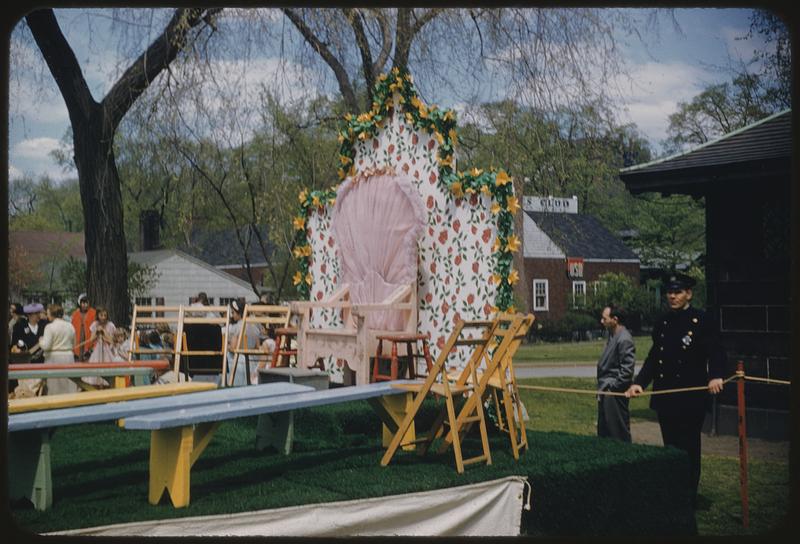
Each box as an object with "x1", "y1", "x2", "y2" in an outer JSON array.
[
  {"x1": 533, "y1": 279, "x2": 549, "y2": 311},
  {"x1": 572, "y1": 280, "x2": 587, "y2": 308}
]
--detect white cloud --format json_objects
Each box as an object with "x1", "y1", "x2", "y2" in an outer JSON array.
[
  {"x1": 9, "y1": 138, "x2": 76, "y2": 182},
  {"x1": 614, "y1": 60, "x2": 710, "y2": 146},
  {"x1": 8, "y1": 164, "x2": 23, "y2": 180},
  {"x1": 13, "y1": 137, "x2": 63, "y2": 161}
]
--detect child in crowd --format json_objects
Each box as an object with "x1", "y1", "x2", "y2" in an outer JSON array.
[
  {"x1": 84, "y1": 307, "x2": 116, "y2": 387},
  {"x1": 251, "y1": 326, "x2": 277, "y2": 384}
]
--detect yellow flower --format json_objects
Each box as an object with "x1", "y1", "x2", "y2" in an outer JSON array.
[
  {"x1": 411, "y1": 95, "x2": 422, "y2": 109},
  {"x1": 298, "y1": 189, "x2": 308, "y2": 203},
  {"x1": 506, "y1": 305, "x2": 517, "y2": 314},
  {"x1": 404, "y1": 73, "x2": 413, "y2": 82},
  {"x1": 305, "y1": 272, "x2": 313, "y2": 285},
  {"x1": 481, "y1": 184, "x2": 492, "y2": 196},
  {"x1": 357, "y1": 113, "x2": 370, "y2": 123},
  {"x1": 339, "y1": 155, "x2": 352, "y2": 165},
  {"x1": 348, "y1": 165, "x2": 356, "y2": 177},
  {"x1": 465, "y1": 186, "x2": 476, "y2": 195},
  {"x1": 358, "y1": 131, "x2": 368, "y2": 141},
  {"x1": 434, "y1": 131, "x2": 444, "y2": 145},
  {"x1": 337, "y1": 168, "x2": 346, "y2": 180},
  {"x1": 292, "y1": 271, "x2": 302, "y2": 285},
  {"x1": 508, "y1": 269, "x2": 519, "y2": 285},
  {"x1": 292, "y1": 246, "x2": 306, "y2": 259},
  {"x1": 328, "y1": 197, "x2": 336, "y2": 206},
  {"x1": 492, "y1": 237, "x2": 502, "y2": 252},
  {"x1": 392, "y1": 67, "x2": 400, "y2": 75},
  {"x1": 311, "y1": 195, "x2": 322, "y2": 208},
  {"x1": 345, "y1": 114, "x2": 354, "y2": 122},
  {"x1": 438, "y1": 154, "x2": 454, "y2": 168},
  {"x1": 490, "y1": 202, "x2": 502, "y2": 215},
  {"x1": 506, "y1": 195, "x2": 521, "y2": 214},
  {"x1": 443, "y1": 110, "x2": 454, "y2": 122},
  {"x1": 292, "y1": 216, "x2": 305, "y2": 230},
  {"x1": 378, "y1": 73, "x2": 387, "y2": 82},
  {"x1": 450, "y1": 181, "x2": 464, "y2": 198},
  {"x1": 405, "y1": 112, "x2": 414, "y2": 124},
  {"x1": 505, "y1": 234, "x2": 521, "y2": 253},
  {"x1": 470, "y1": 167, "x2": 484, "y2": 177},
  {"x1": 448, "y1": 129, "x2": 458, "y2": 146},
  {"x1": 495, "y1": 170, "x2": 512, "y2": 187},
  {"x1": 490, "y1": 273, "x2": 502, "y2": 285},
  {"x1": 337, "y1": 133, "x2": 345, "y2": 143},
  {"x1": 418, "y1": 104, "x2": 428, "y2": 119}
]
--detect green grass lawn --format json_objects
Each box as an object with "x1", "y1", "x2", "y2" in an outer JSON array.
[
  {"x1": 516, "y1": 336, "x2": 653, "y2": 363},
  {"x1": 519, "y1": 377, "x2": 791, "y2": 536}
]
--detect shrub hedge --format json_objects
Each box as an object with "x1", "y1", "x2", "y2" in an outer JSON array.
[{"x1": 10, "y1": 399, "x2": 695, "y2": 536}]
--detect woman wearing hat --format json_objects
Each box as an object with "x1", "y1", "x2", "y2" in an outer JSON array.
[
  {"x1": 11, "y1": 303, "x2": 48, "y2": 364},
  {"x1": 71, "y1": 293, "x2": 96, "y2": 361}
]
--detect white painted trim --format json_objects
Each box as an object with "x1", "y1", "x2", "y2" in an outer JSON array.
[
  {"x1": 571, "y1": 280, "x2": 587, "y2": 308},
  {"x1": 532, "y1": 279, "x2": 549, "y2": 312},
  {"x1": 582, "y1": 258, "x2": 640, "y2": 264}
]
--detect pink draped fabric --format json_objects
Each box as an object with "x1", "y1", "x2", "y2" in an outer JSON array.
[{"x1": 332, "y1": 173, "x2": 426, "y2": 330}]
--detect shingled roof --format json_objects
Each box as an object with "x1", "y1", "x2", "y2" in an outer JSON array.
[
  {"x1": 179, "y1": 225, "x2": 276, "y2": 267},
  {"x1": 526, "y1": 211, "x2": 639, "y2": 261},
  {"x1": 619, "y1": 109, "x2": 791, "y2": 194}
]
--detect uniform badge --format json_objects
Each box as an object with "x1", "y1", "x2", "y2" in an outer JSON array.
[{"x1": 682, "y1": 334, "x2": 693, "y2": 347}]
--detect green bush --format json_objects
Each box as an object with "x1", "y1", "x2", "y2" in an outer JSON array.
[{"x1": 11, "y1": 401, "x2": 695, "y2": 537}]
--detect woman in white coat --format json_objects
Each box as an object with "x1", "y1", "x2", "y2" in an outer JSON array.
[{"x1": 39, "y1": 303, "x2": 79, "y2": 395}]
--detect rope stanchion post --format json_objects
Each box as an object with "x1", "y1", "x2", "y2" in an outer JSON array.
[{"x1": 736, "y1": 360, "x2": 749, "y2": 529}]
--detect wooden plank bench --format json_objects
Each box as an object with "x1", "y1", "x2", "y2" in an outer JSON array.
[
  {"x1": 122, "y1": 380, "x2": 420, "y2": 508},
  {"x1": 9, "y1": 360, "x2": 171, "y2": 391},
  {"x1": 7, "y1": 382, "x2": 311, "y2": 511},
  {"x1": 9, "y1": 380, "x2": 216, "y2": 414}
]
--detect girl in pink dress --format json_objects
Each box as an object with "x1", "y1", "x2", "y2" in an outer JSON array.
[{"x1": 84, "y1": 307, "x2": 116, "y2": 387}]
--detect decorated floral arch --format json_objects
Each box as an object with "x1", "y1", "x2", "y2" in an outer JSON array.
[{"x1": 291, "y1": 68, "x2": 520, "y2": 382}]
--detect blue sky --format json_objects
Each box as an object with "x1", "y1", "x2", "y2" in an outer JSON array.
[{"x1": 7, "y1": 7, "x2": 770, "y2": 183}]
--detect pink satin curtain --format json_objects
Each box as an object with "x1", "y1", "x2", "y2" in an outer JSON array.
[{"x1": 332, "y1": 173, "x2": 426, "y2": 329}]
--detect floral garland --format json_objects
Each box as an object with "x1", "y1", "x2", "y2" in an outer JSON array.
[{"x1": 293, "y1": 66, "x2": 519, "y2": 311}]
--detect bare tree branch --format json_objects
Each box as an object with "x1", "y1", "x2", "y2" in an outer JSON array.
[{"x1": 283, "y1": 7, "x2": 359, "y2": 111}]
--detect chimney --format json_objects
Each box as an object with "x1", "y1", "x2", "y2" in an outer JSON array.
[{"x1": 139, "y1": 210, "x2": 161, "y2": 251}]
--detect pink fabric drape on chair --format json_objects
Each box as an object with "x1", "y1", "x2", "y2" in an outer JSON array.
[{"x1": 332, "y1": 173, "x2": 426, "y2": 330}]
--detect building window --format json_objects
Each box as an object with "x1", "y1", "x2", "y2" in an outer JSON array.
[
  {"x1": 135, "y1": 297, "x2": 152, "y2": 307},
  {"x1": 533, "y1": 279, "x2": 549, "y2": 311},
  {"x1": 155, "y1": 297, "x2": 165, "y2": 317},
  {"x1": 572, "y1": 281, "x2": 587, "y2": 308},
  {"x1": 219, "y1": 297, "x2": 235, "y2": 307}
]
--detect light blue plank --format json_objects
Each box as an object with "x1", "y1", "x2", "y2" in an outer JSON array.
[
  {"x1": 123, "y1": 380, "x2": 419, "y2": 430},
  {"x1": 9, "y1": 367, "x2": 155, "y2": 380},
  {"x1": 8, "y1": 382, "x2": 314, "y2": 432}
]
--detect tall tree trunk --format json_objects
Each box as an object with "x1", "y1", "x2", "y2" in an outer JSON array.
[
  {"x1": 27, "y1": 8, "x2": 221, "y2": 326},
  {"x1": 73, "y1": 110, "x2": 130, "y2": 323}
]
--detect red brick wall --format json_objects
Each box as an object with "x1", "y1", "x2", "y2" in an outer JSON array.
[{"x1": 523, "y1": 258, "x2": 639, "y2": 321}]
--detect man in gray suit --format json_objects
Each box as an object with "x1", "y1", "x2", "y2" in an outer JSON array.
[{"x1": 596, "y1": 304, "x2": 636, "y2": 442}]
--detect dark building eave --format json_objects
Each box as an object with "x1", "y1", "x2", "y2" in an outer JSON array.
[{"x1": 620, "y1": 157, "x2": 791, "y2": 195}]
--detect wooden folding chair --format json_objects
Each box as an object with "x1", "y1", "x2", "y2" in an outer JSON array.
[
  {"x1": 128, "y1": 305, "x2": 182, "y2": 364},
  {"x1": 445, "y1": 313, "x2": 535, "y2": 460},
  {"x1": 380, "y1": 316, "x2": 523, "y2": 473},
  {"x1": 177, "y1": 305, "x2": 231, "y2": 384},
  {"x1": 228, "y1": 304, "x2": 291, "y2": 386}
]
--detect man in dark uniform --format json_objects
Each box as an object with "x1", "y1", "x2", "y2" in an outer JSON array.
[{"x1": 626, "y1": 272, "x2": 726, "y2": 508}]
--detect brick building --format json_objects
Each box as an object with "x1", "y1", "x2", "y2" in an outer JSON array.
[{"x1": 522, "y1": 196, "x2": 640, "y2": 322}]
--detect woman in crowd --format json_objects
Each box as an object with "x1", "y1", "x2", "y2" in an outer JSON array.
[{"x1": 39, "y1": 303, "x2": 78, "y2": 395}]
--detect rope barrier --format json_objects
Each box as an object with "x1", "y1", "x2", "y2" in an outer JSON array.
[
  {"x1": 516, "y1": 373, "x2": 759, "y2": 397},
  {"x1": 743, "y1": 376, "x2": 791, "y2": 385}
]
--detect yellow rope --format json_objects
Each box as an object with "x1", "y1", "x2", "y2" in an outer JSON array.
[
  {"x1": 744, "y1": 376, "x2": 791, "y2": 385},
  {"x1": 518, "y1": 374, "x2": 741, "y2": 397}
]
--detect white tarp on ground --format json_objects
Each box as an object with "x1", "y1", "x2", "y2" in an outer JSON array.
[{"x1": 50, "y1": 475, "x2": 529, "y2": 537}]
